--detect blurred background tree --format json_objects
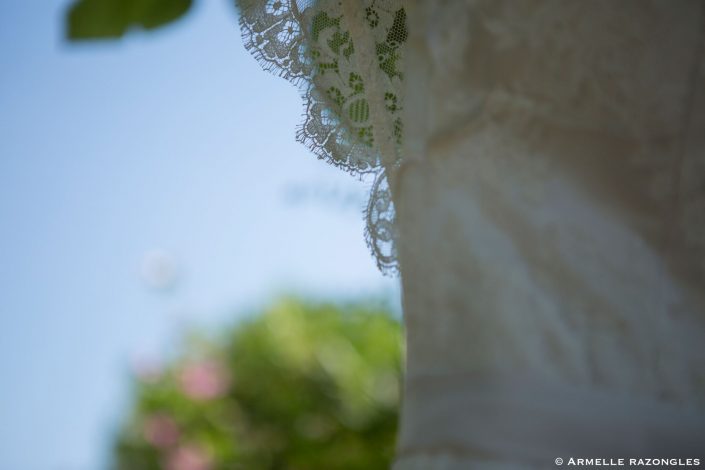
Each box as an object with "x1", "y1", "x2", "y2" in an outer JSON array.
[{"x1": 114, "y1": 299, "x2": 402, "y2": 470}]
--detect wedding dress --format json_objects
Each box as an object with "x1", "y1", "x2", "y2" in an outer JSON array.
[{"x1": 239, "y1": 0, "x2": 705, "y2": 467}]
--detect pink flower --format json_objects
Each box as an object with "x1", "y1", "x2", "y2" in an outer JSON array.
[
  {"x1": 165, "y1": 444, "x2": 213, "y2": 470},
  {"x1": 143, "y1": 414, "x2": 179, "y2": 449},
  {"x1": 178, "y1": 360, "x2": 230, "y2": 401}
]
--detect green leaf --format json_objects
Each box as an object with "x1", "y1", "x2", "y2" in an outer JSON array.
[{"x1": 66, "y1": 0, "x2": 194, "y2": 41}]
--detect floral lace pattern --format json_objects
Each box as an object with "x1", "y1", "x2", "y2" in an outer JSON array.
[{"x1": 238, "y1": 0, "x2": 406, "y2": 274}]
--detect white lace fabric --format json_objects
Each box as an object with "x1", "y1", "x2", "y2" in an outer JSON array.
[{"x1": 238, "y1": 0, "x2": 406, "y2": 274}]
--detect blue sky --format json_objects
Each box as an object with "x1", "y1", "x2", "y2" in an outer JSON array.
[{"x1": 0, "y1": 1, "x2": 398, "y2": 468}]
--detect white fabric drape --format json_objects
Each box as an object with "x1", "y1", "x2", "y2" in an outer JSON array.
[
  {"x1": 395, "y1": 1, "x2": 705, "y2": 467},
  {"x1": 239, "y1": 1, "x2": 705, "y2": 467}
]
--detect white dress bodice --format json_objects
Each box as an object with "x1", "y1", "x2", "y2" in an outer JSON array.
[{"x1": 395, "y1": 1, "x2": 705, "y2": 467}]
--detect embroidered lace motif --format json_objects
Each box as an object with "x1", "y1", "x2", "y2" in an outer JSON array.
[{"x1": 238, "y1": 0, "x2": 406, "y2": 274}]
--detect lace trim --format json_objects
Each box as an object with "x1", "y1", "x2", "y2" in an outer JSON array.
[{"x1": 238, "y1": 0, "x2": 405, "y2": 275}]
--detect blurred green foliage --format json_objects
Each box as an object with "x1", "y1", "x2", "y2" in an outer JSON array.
[
  {"x1": 66, "y1": 0, "x2": 194, "y2": 40},
  {"x1": 114, "y1": 299, "x2": 402, "y2": 470}
]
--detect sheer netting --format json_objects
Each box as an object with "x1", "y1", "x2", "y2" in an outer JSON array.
[{"x1": 238, "y1": 0, "x2": 406, "y2": 274}]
